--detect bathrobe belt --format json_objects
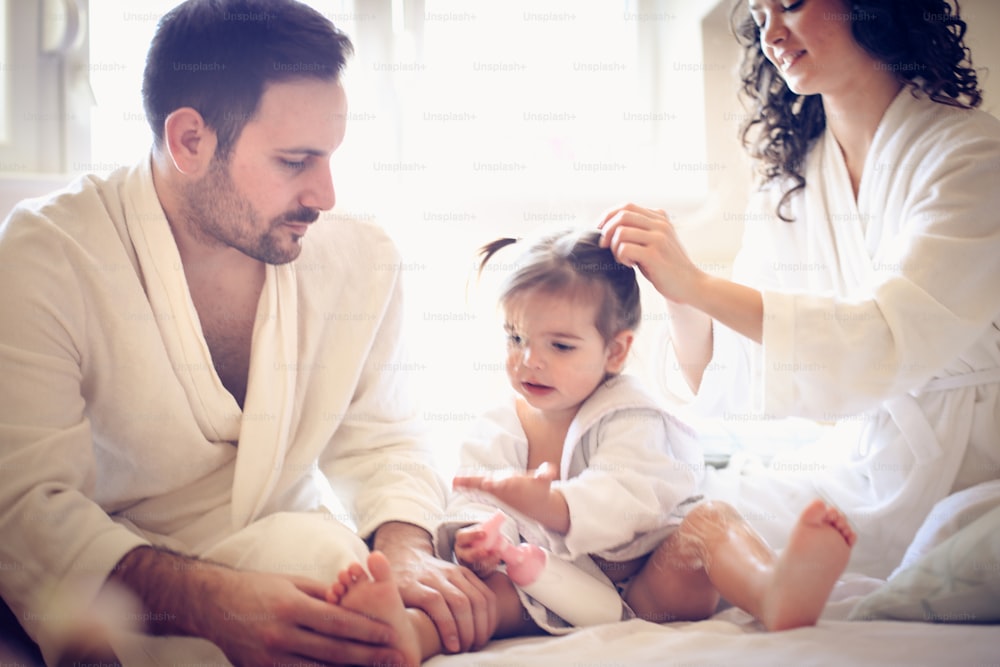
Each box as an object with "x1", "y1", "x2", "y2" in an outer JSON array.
[{"x1": 885, "y1": 367, "x2": 1000, "y2": 466}]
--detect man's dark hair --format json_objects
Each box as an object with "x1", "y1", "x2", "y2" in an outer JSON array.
[{"x1": 142, "y1": 0, "x2": 353, "y2": 159}]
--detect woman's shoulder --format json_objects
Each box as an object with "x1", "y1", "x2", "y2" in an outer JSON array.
[
  {"x1": 888, "y1": 88, "x2": 1000, "y2": 148},
  {"x1": 873, "y1": 90, "x2": 1000, "y2": 193}
]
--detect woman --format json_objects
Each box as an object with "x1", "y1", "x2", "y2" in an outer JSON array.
[{"x1": 599, "y1": 0, "x2": 1000, "y2": 578}]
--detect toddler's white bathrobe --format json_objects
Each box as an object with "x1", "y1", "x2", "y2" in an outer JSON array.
[
  {"x1": 0, "y1": 158, "x2": 446, "y2": 664},
  {"x1": 439, "y1": 375, "x2": 704, "y2": 632},
  {"x1": 693, "y1": 89, "x2": 1000, "y2": 578}
]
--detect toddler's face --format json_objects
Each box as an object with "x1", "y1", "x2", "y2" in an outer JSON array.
[{"x1": 502, "y1": 289, "x2": 615, "y2": 418}]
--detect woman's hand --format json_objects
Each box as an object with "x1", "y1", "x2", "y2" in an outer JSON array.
[{"x1": 598, "y1": 203, "x2": 705, "y2": 305}]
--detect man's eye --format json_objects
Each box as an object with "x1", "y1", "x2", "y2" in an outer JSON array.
[{"x1": 282, "y1": 159, "x2": 307, "y2": 170}]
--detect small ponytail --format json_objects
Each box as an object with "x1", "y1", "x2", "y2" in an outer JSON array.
[
  {"x1": 475, "y1": 229, "x2": 641, "y2": 343},
  {"x1": 477, "y1": 237, "x2": 519, "y2": 278}
]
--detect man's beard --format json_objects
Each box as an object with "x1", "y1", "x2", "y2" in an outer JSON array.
[{"x1": 182, "y1": 158, "x2": 319, "y2": 265}]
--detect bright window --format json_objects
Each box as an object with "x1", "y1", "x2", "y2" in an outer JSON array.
[{"x1": 83, "y1": 1, "x2": 732, "y2": 471}]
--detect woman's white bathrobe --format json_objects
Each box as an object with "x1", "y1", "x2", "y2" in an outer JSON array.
[
  {"x1": 0, "y1": 158, "x2": 446, "y2": 664},
  {"x1": 438, "y1": 375, "x2": 704, "y2": 632},
  {"x1": 693, "y1": 89, "x2": 1000, "y2": 578}
]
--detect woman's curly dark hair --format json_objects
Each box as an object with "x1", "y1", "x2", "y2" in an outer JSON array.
[{"x1": 730, "y1": 0, "x2": 982, "y2": 221}]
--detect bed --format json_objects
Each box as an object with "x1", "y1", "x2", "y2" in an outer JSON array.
[
  {"x1": 427, "y1": 611, "x2": 1000, "y2": 667},
  {"x1": 3, "y1": 582, "x2": 997, "y2": 667},
  {"x1": 3, "y1": 420, "x2": 997, "y2": 666},
  {"x1": 2, "y1": 511, "x2": 998, "y2": 667},
  {"x1": 428, "y1": 586, "x2": 1000, "y2": 667}
]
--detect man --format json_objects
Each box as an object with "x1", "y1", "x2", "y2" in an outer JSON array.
[{"x1": 0, "y1": 1, "x2": 493, "y2": 665}]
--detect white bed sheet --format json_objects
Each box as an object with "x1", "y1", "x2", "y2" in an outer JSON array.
[
  {"x1": 426, "y1": 577, "x2": 1000, "y2": 667},
  {"x1": 5, "y1": 573, "x2": 996, "y2": 666}
]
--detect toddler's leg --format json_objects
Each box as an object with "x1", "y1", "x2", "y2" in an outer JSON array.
[
  {"x1": 621, "y1": 518, "x2": 722, "y2": 623},
  {"x1": 755, "y1": 499, "x2": 855, "y2": 629},
  {"x1": 479, "y1": 571, "x2": 544, "y2": 639},
  {"x1": 624, "y1": 499, "x2": 855, "y2": 631}
]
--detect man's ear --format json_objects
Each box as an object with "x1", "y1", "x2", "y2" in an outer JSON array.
[
  {"x1": 605, "y1": 329, "x2": 634, "y2": 375},
  {"x1": 162, "y1": 107, "x2": 218, "y2": 176}
]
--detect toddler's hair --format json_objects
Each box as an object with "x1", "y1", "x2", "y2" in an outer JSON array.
[{"x1": 478, "y1": 229, "x2": 641, "y2": 342}]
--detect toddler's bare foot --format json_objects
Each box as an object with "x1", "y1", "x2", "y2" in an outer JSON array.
[
  {"x1": 330, "y1": 551, "x2": 422, "y2": 667},
  {"x1": 760, "y1": 499, "x2": 855, "y2": 631}
]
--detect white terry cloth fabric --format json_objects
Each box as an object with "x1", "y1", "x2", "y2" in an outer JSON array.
[
  {"x1": 438, "y1": 374, "x2": 704, "y2": 633},
  {"x1": 0, "y1": 157, "x2": 446, "y2": 664},
  {"x1": 690, "y1": 88, "x2": 1000, "y2": 578}
]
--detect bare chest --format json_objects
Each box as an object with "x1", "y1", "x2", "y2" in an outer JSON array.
[
  {"x1": 191, "y1": 288, "x2": 261, "y2": 408},
  {"x1": 517, "y1": 400, "x2": 569, "y2": 472}
]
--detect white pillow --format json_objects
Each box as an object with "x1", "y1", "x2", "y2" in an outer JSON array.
[
  {"x1": 848, "y1": 503, "x2": 1000, "y2": 623},
  {"x1": 894, "y1": 479, "x2": 1000, "y2": 576}
]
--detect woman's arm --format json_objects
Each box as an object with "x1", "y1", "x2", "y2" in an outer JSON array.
[{"x1": 665, "y1": 302, "x2": 714, "y2": 393}]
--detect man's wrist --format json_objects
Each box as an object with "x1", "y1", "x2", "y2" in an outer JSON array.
[
  {"x1": 110, "y1": 545, "x2": 231, "y2": 639},
  {"x1": 371, "y1": 521, "x2": 434, "y2": 556}
]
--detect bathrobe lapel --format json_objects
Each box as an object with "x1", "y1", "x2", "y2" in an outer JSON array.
[
  {"x1": 122, "y1": 159, "x2": 242, "y2": 444},
  {"x1": 858, "y1": 93, "x2": 971, "y2": 497},
  {"x1": 121, "y1": 159, "x2": 300, "y2": 529},
  {"x1": 231, "y1": 262, "x2": 300, "y2": 528},
  {"x1": 805, "y1": 126, "x2": 875, "y2": 299},
  {"x1": 805, "y1": 93, "x2": 971, "y2": 511}
]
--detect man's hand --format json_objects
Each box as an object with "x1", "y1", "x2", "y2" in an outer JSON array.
[
  {"x1": 110, "y1": 546, "x2": 403, "y2": 667},
  {"x1": 202, "y1": 569, "x2": 406, "y2": 667},
  {"x1": 372, "y1": 522, "x2": 496, "y2": 653},
  {"x1": 453, "y1": 462, "x2": 570, "y2": 533}
]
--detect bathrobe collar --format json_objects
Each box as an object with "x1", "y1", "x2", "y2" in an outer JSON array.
[{"x1": 121, "y1": 156, "x2": 300, "y2": 528}]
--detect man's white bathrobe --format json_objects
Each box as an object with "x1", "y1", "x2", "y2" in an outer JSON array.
[
  {"x1": 0, "y1": 158, "x2": 446, "y2": 664},
  {"x1": 693, "y1": 89, "x2": 1000, "y2": 578},
  {"x1": 438, "y1": 375, "x2": 704, "y2": 632}
]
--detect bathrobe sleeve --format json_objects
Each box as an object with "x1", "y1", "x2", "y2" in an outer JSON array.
[
  {"x1": 0, "y1": 191, "x2": 150, "y2": 665},
  {"x1": 317, "y1": 233, "x2": 448, "y2": 542},
  {"x1": 759, "y1": 117, "x2": 1000, "y2": 418},
  {"x1": 554, "y1": 409, "x2": 701, "y2": 559}
]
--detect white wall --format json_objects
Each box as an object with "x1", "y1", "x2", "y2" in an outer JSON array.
[{"x1": 963, "y1": 0, "x2": 1000, "y2": 115}]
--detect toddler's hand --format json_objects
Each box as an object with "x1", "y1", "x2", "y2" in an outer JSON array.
[
  {"x1": 454, "y1": 525, "x2": 502, "y2": 577},
  {"x1": 453, "y1": 463, "x2": 562, "y2": 528}
]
